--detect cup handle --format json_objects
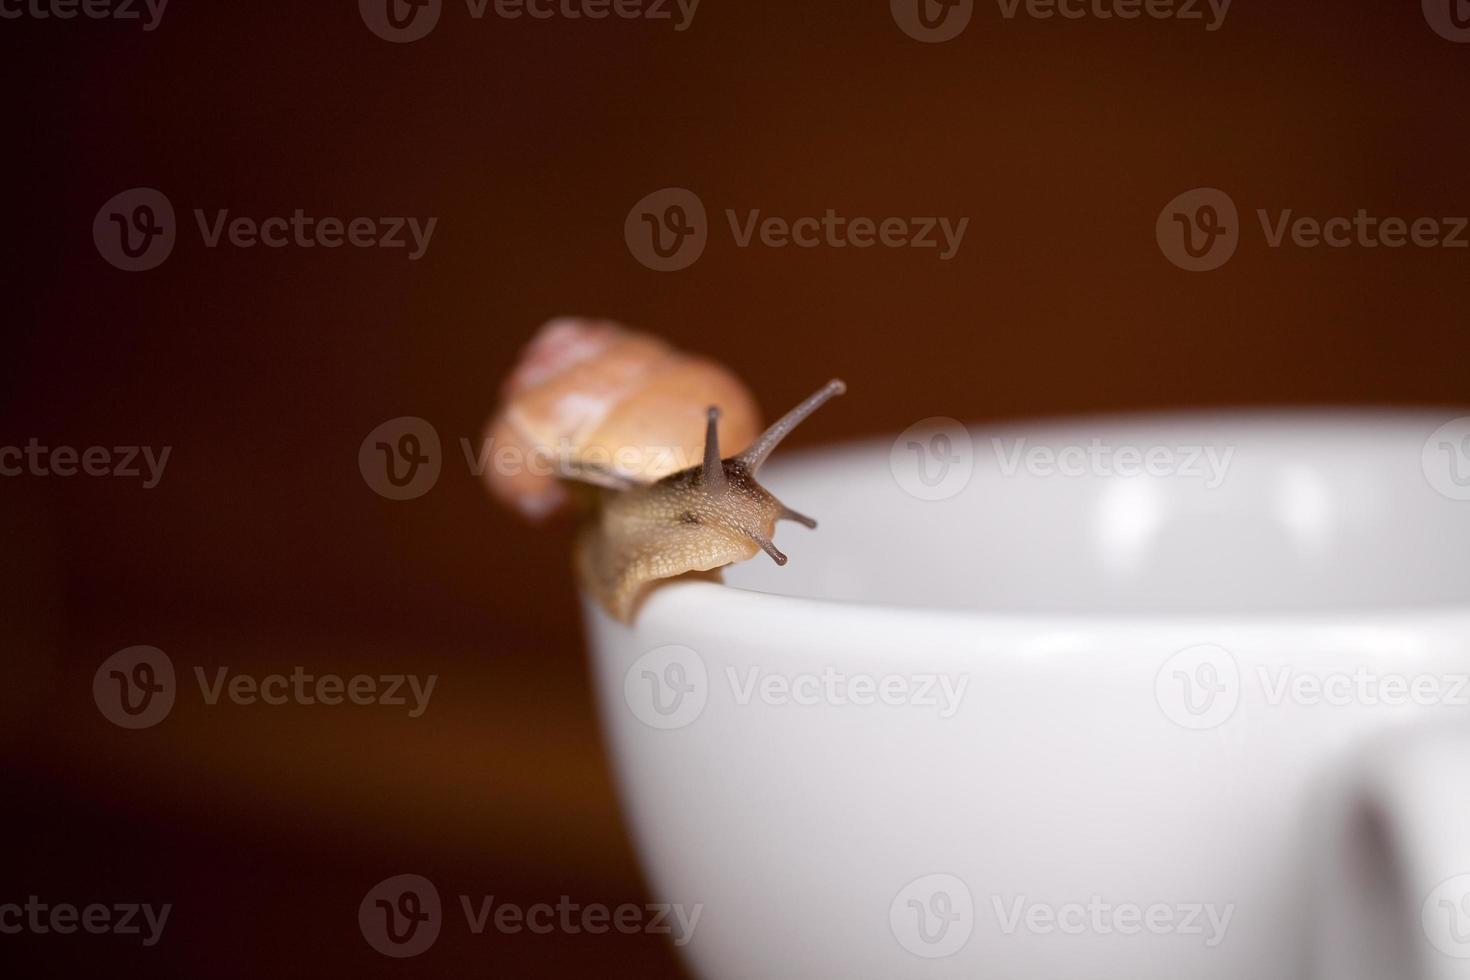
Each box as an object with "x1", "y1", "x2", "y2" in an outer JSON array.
[{"x1": 1312, "y1": 725, "x2": 1470, "y2": 980}]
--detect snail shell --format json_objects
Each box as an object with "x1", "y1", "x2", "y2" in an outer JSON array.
[
  {"x1": 488, "y1": 318, "x2": 845, "y2": 622},
  {"x1": 485, "y1": 318, "x2": 761, "y2": 520}
]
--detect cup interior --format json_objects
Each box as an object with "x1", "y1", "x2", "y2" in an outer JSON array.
[{"x1": 722, "y1": 409, "x2": 1470, "y2": 615}]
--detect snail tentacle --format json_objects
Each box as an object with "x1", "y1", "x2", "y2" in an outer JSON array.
[{"x1": 735, "y1": 379, "x2": 847, "y2": 474}]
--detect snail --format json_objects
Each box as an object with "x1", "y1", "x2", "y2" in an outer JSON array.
[{"x1": 486, "y1": 318, "x2": 846, "y2": 622}]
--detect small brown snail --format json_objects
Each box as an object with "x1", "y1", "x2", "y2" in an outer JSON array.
[{"x1": 487, "y1": 318, "x2": 846, "y2": 622}]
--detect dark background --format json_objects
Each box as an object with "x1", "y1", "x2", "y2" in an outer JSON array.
[{"x1": 4, "y1": 0, "x2": 1468, "y2": 975}]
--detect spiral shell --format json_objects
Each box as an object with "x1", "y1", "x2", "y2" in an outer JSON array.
[{"x1": 485, "y1": 318, "x2": 761, "y2": 520}]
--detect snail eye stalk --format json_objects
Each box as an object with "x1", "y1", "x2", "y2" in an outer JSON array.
[
  {"x1": 735, "y1": 379, "x2": 847, "y2": 474},
  {"x1": 702, "y1": 406, "x2": 727, "y2": 496}
]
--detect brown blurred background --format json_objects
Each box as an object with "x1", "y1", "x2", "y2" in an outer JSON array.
[{"x1": 4, "y1": 0, "x2": 1468, "y2": 974}]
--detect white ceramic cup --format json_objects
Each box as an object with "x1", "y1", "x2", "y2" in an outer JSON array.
[{"x1": 583, "y1": 409, "x2": 1470, "y2": 979}]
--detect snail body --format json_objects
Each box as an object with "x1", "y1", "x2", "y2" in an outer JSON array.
[{"x1": 489, "y1": 320, "x2": 846, "y2": 622}]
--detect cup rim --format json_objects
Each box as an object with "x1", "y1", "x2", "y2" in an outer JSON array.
[
  {"x1": 627, "y1": 405, "x2": 1470, "y2": 631},
  {"x1": 629, "y1": 577, "x2": 1470, "y2": 635}
]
